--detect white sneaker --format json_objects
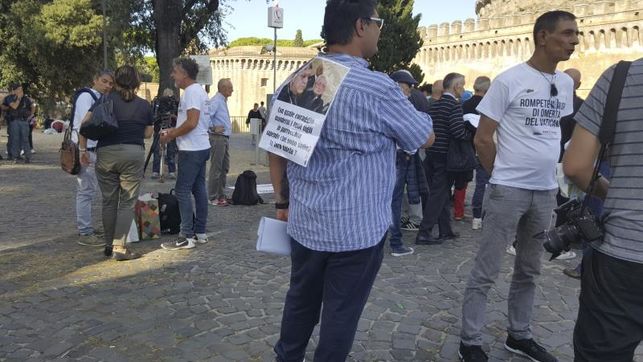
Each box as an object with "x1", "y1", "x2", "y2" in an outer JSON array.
[
  {"x1": 195, "y1": 233, "x2": 208, "y2": 244},
  {"x1": 472, "y1": 218, "x2": 482, "y2": 230},
  {"x1": 161, "y1": 236, "x2": 196, "y2": 250},
  {"x1": 167, "y1": 172, "x2": 176, "y2": 179},
  {"x1": 506, "y1": 245, "x2": 516, "y2": 256},
  {"x1": 555, "y1": 250, "x2": 577, "y2": 260},
  {"x1": 30, "y1": 149, "x2": 36, "y2": 154}
]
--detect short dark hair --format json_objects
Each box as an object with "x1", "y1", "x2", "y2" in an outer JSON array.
[
  {"x1": 173, "y1": 57, "x2": 199, "y2": 80},
  {"x1": 93, "y1": 69, "x2": 114, "y2": 80},
  {"x1": 533, "y1": 11, "x2": 576, "y2": 45},
  {"x1": 443, "y1": 72, "x2": 464, "y2": 90},
  {"x1": 322, "y1": 0, "x2": 378, "y2": 46},
  {"x1": 8, "y1": 82, "x2": 21, "y2": 91}
]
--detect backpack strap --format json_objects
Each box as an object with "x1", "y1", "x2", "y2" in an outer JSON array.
[
  {"x1": 599, "y1": 60, "x2": 632, "y2": 145},
  {"x1": 69, "y1": 88, "x2": 99, "y2": 130},
  {"x1": 583, "y1": 60, "x2": 631, "y2": 210}
]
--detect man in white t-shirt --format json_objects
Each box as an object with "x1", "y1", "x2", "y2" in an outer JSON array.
[
  {"x1": 458, "y1": 11, "x2": 578, "y2": 362},
  {"x1": 73, "y1": 70, "x2": 113, "y2": 246},
  {"x1": 160, "y1": 58, "x2": 211, "y2": 250}
]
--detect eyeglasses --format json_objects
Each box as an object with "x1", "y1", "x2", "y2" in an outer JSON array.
[{"x1": 363, "y1": 17, "x2": 384, "y2": 30}]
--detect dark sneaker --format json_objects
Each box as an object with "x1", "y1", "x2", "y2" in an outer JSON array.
[
  {"x1": 401, "y1": 220, "x2": 420, "y2": 231},
  {"x1": 504, "y1": 336, "x2": 557, "y2": 362},
  {"x1": 161, "y1": 236, "x2": 196, "y2": 250},
  {"x1": 415, "y1": 233, "x2": 444, "y2": 245},
  {"x1": 104, "y1": 245, "x2": 113, "y2": 257},
  {"x1": 400, "y1": 215, "x2": 410, "y2": 225},
  {"x1": 391, "y1": 245, "x2": 414, "y2": 257},
  {"x1": 439, "y1": 232, "x2": 460, "y2": 240},
  {"x1": 113, "y1": 248, "x2": 142, "y2": 261},
  {"x1": 563, "y1": 267, "x2": 581, "y2": 279},
  {"x1": 77, "y1": 234, "x2": 105, "y2": 246},
  {"x1": 459, "y1": 342, "x2": 488, "y2": 362}
]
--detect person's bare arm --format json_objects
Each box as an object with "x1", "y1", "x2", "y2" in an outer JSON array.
[
  {"x1": 563, "y1": 124, "x2": 609, "y2": 200},
  {"x1": 269, "y1": 153, "x2": 289, "y2": 221},
  {"x1": 422, "y1": 132, "x2": 436, "y2": 148},
  {"x1": 474, "y1": 115, "x2": 498, "y2": 174}
]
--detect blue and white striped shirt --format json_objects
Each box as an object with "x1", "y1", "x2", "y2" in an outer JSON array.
[{"x1": 286, "y1": 53, "x2": 433, "y2": 252}]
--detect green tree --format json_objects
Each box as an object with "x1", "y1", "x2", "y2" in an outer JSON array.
[
  {"x1": 0, "y1": 0, "x2": 104, "y2": 114},
  {"x1": 407, "y1": 63, "x2": 425, "y2": 85},
  {"x1": 370, "y1": 0, "x2": 423, "y2": 74},
  {"x1": 293, "y1": 29, "x2": 304, "y2": 47}
]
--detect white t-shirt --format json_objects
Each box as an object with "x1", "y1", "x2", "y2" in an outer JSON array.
[
  {"x1": 476, "y1": 62, "x2": 574, "y2": 190},
  {"x1": 176, "y1": 83, "x2": 211, "y2": 151},
  {"x1": 72, "y1": 89, "x2": 100, "y2": 148}
]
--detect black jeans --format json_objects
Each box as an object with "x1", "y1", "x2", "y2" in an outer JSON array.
[
  {"x1": 573, "y1": 249, "x2": 643, "y2": 361},
  {"x1": 419, "y1": 152, "x2": 454, "y2": 237},
  {"x1": 274, "y1": 237, "x2": 385, "y2": 362}
]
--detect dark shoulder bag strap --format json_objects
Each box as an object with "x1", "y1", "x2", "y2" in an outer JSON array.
[{"x1": 583, "y1": 60, "x2": 631, "y2": 207}]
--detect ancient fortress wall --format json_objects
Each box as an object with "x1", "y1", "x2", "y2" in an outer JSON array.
[
  {"x1": 415, "y1": 0, "x2": 643, "y2": 96},
  {"x1": 209, "y1": 46, "x2": 317, "y2": 125},
  {"x1": 211, "y1": 0, "x2": 643, "y2": 120}
]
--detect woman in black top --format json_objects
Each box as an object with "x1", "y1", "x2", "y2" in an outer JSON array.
[{"x1": 80, "y1": 65, "x2": 154, "y2": 261}]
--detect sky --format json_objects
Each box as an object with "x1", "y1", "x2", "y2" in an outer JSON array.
[{"x1": 221, "y1": 0, "x2": 477, "y2": 42}]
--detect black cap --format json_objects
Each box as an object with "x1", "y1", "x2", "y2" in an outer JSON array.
[{"x1": 390, "y1": 70, "x2": 418, "y2": 86}]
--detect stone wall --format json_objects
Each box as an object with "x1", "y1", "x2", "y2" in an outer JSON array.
[
  {"x1": 209, "y1": 46, "x2": 317, "y2": 128},
  {"x1": 415, "y1": 0, "x2": 643, "y2": 97}
]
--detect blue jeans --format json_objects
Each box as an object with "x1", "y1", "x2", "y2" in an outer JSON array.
[
  {"x1": 389, "y1": 151, "x2": 413, "y2": 248},
  {"x1": 472, "y1": 160, "x2": 490, "y2": 219},
  {"x1": 175, "y1": 148, "x2": 210, "y2": 237},
  {"x1": 152, "y1": 139, "x2": 177, "y2": 173},
  {"x1": 9, "y1": 120, "x2": 29, "y2": 160}
]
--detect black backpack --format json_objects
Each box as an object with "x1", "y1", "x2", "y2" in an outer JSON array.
[
  {"x1": 231, "y1": 170, "x2": 264, "y2": 205},
  {"x1": 158, "y1": 189, "x2": 181, "y2": 234}
]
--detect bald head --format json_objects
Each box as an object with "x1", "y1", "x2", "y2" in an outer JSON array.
[
  {"x1": 217, "y1": 78, "x2": 233, "y2": 98},
  {"x1": 564, "y1": 68, "x2": 581, "y2": 90},
  {"x1": 432, "y1": 80, "x2": 444, "y2": 100}
]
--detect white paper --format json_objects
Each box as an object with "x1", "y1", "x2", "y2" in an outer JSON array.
[
  {"x1": 463, "y1": 113, "x2": 481, "y2": 128},
  {"x1": 126, "y1": 219, "x2": 139, "y2": 243},
  {"x1": 228, "y1": 183, "x2": 274, "y2": 195},
  {"x1": 256, "y1": 217, "x2": 291, "y2": 256},
  {"x1": 259, "y1": 57, "x2": 349, "y2": 167}
]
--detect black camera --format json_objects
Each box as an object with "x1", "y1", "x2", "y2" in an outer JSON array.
[
  {"x1": 154, "y1": 96, "x2": 178, "y2": 131},
  {"x1": 536, "y1": 199, "x2": 603, "y2": 260}
]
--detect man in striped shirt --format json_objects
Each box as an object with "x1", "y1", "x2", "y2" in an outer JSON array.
[
  {"x1": 416, "y1": 72, "x2": 472, "y2": 245},
  {"x1": 268, "y1": 1, "x2": 433, "y2": 360},
  {"x1": 564, "y1": 58, "x2": 643, "y2": 361}
]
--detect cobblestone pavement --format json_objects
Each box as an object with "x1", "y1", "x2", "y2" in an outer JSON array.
[{"x1": 1, "y1": 132, "x2": 641, "y2": 361}]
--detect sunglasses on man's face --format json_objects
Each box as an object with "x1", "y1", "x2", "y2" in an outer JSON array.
[{"x1": 363, "y1": 17, "x2": 384, "y2": 30}]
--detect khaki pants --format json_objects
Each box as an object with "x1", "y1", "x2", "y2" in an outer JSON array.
[{"x1": 95, "y1": 144, "x2": 145, "y2": 247}]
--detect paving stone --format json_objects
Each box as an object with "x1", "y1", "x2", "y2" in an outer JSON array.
[{"x1": 1, "y1": 132, "x2": 642, "y2": 361}]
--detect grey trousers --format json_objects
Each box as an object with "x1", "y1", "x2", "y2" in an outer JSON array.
[
  {"x1": 460, "y1": 184, "x2": 557, "y2": 346},
  {"x1": 95, "y1": 144, "x2": 145, "y2": 247},
  {"x1": 76, "y1": 150, "x2": 99, "y2": 235},
  {"x1": 208, "y1": 134, "x2": 230, "y2": 200}
]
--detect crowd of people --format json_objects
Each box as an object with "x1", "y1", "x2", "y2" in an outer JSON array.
[
  {"x1": 268, "y1": 2, "x2": 643, "y2": 362},
  {"x1": 2, "y1": 0, "x2": 642, "y2": 361}
]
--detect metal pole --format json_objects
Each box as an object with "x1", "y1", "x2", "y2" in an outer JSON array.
[
  {"x1": 273, "y1": 27, "x2": 277, "y2": 94},
  {"x1": 102, "y1": 0, "x2": 107, "y2": 69}
]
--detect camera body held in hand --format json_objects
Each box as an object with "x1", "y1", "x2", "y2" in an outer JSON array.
[
  {"x1": 154, "y1": 95, "x2": 178, "y2": 132},
  {"x1": 538, "y1": 199, "x2": 604, "y2": 260}
]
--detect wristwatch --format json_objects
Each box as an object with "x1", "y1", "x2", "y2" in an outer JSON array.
[{"x1": 275, "y1": 201, "x2": 289, "y2": 209}]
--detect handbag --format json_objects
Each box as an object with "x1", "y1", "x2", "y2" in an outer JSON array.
[
  {"x1": 79, "y1": 95, "x2": 118, "y2": 140},
  {"x1": 446, "y1": 139, "x2": 477, "y2": 172},
  {"x1": 60, "y1": 126, "x2": 81, "y2": 175}
]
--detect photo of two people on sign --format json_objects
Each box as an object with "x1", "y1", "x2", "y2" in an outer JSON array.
[{"x1": 276, "y1": 57, "x2": 346, "y2": 116}]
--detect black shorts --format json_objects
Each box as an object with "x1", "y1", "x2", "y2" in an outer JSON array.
[{"x1": 573, "y1": 249, "x2": 643, "y2": 361}]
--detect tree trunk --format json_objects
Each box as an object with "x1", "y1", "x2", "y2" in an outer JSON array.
[{"x1": 152, "y1": 0, "x2": 182, "y2": 97}]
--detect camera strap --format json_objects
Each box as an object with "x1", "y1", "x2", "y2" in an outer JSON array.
[{"x1": 583, "y1": 60, "x2": 632, "y2": 209}]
